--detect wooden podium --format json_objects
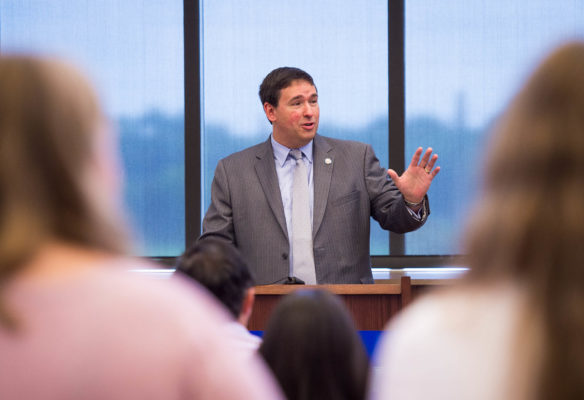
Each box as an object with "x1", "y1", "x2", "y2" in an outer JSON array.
[{"x1": 248, "y1": 276, "x2": 412, "y2": 330}]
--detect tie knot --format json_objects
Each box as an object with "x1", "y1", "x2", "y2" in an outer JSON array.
[{"x1": 289, "y1": 149, "x2": 303, "y2": 161}]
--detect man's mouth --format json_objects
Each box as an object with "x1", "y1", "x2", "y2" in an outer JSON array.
[{"x1": 302, "y1": 122, "x2": 315, "y2": 130}]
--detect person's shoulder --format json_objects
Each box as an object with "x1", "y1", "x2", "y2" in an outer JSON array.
[
  {"x1": 372, "y1": 284, "x2": 529, "y2": 399},
  {"x1": 374, "y1": 283, "x2": 525, "y2": 379},
  {"x1": 316, "y1": 134, "x2": 369, "y2": 151},
  {"x1": 219, "y1": 138, "x2": 271, "y2": 165},
  {"x1": 86, "y1": 260, "x2": 284, "y2": 399},
  {"x1": 388, "y1": 284, "x2": 521, "y2": 339},
  {"x1": 91, "y1": 258, "x2": 230, "y2": 326},
  {"x1": 84, "y1": 260, "x2": 236, "y2": 362},
  {"x1": 315, "y1": 135, "x2": 373, "y2": 163},
  {"x1": 225, "y1": 321, "x2": 262, "y2": 354}
]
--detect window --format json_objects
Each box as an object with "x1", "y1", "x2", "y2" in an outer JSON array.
[
  {"x1": 200, "y1": 0, "x2": 390, "y2": 254},
  {"x1": 404, "y1": 0, "x2": 584, "y2": 255},
  {"x1": 0, "y1": 0, "x2": 185, "y2": 256},
  {"x1": 2, "y1": 1, "x2": 582, "y2": 263}
]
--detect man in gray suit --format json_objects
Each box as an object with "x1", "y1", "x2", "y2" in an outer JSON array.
[{"x1": 199, "y1": 67, "x2": 440, "y2": 285}]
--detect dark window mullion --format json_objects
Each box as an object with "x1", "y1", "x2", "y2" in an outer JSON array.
[
  {"x1": 388, "y1": 0, "x2": 405, "y2": 255},
  {"x1": 184, "y1": 0, "x2": 201, "y2": 248}
]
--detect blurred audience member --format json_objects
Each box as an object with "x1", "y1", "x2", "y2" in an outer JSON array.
[
  {"x1": 0, "y1": 56, "x2": 282, "y2": 400},
  {"x1": 176, "y1": 238, "x2": 261, "y2": 355},
  {"x1": 370, "y1": 41, "x2": 584, "y2": 400},
  {"x1": 259, "y1": 289, "x2": 369, "y2": 400}
]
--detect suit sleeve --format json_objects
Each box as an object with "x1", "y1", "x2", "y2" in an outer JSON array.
[
  {"x1": 199, "y1": 160, "x2": 236, "y2": 244},
  {"x1": 364, "y1": 144, "x2": 429, "y2": 234}
]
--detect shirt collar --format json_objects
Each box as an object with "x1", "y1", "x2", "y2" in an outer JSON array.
[{"x1": 271, "y1": 135, "x2": 314, "y2": 167}]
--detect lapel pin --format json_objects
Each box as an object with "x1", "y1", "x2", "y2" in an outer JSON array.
[{"x1": 325, "y1": 158, "x2": 332, "y2": 165}]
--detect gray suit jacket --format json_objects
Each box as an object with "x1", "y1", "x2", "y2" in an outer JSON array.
[{"x1": 199, "y1": 134, "x2": 429, "y2": 284}]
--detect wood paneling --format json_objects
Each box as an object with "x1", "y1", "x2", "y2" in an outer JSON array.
[{"x1": 249, "y1": 277, "x2": 412, "y2": 330}]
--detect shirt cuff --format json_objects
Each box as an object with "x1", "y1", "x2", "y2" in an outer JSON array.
[{"x1": 406, "y1": 199, "x2": 426, "y2": 221}]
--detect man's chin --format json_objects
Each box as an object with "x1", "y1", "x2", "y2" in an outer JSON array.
[
  {"x1": 302, "y1": 128, "x2": 317, "y2": 137},
  {"x1": 302, "y1": 131, "x2": 317, "y2": 143}
]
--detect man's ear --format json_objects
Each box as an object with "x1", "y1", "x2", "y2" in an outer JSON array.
[{"x1": 263, "y1": 102, "x2": 277, "y2": 123}]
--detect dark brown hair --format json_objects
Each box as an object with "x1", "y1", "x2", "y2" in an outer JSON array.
[
  {"x1": 259, "y1": 289, "x2": 369, "y2": 400},
  {"x1": 259, "y1": 66, "x2": 316, "y2": 107},
  {"x1": 176, "y1": 239, "x2": 254, "y2": 319},
  {"x1": 464, "y1": 41, "x2": 584, "y2": 399}
]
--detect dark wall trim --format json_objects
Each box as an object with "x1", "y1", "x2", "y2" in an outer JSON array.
[
  {"x1": 371, "y1": 255, "x2": 467, "y2": 268},
  {"x1": 184, "y1": 0, "x2": 201, "y2": 249},
  {"x1": 388, "y1": 0, "x2": 405, "y2": 255},
  {"x1": 151, "y1": 255, "x2": 467, "y2": 269}
]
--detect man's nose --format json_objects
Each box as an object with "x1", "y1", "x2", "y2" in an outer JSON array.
[{"x1": 302, "y1": 102, "x2": 314, "y2": 116}]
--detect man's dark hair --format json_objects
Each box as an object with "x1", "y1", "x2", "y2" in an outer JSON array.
[
  {"x1": 176, "y1": 239, "x2": 254, "y2": 319},
  {"x1": 259, "y1": 67, "x2": 316, "y2": 107}
]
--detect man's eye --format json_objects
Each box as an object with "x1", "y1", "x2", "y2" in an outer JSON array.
[{"x1": 310, "y1": 99, "x2": 318, "y2": 104}]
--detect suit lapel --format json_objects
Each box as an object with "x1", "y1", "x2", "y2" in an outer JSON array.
[
  {"x1": 312, "y1": 135, "x2": 333, "y2": 238},
  {"x1": 254, "y1": 138, "x2": 289, "y2": 240}
]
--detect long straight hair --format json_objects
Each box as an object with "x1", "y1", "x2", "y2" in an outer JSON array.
[
  {"x1": 0, "y1": 57, "x2": 130, "y2": 328},
  {"x1": 463, "y1": 41, "x2": 584, "y2": 399},
  {"x1": 259, "y1": 289, "x2": 369, "y2": 400}
]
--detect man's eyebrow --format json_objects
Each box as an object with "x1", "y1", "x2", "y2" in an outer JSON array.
[
  {"x1": 288, "y1": 93, "x2": 318, "y2": 103},
  {"x1": 288, "y1": 95, "x2": 304, "y2": 102}
]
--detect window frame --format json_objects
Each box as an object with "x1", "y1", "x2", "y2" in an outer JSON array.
[{"x1": 181, "y1": 0, "x2": 461, "y2": 269}]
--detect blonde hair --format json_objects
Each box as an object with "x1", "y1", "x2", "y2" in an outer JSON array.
[
  {"x1": 0, "y1": 57, "x2": 130, "y2": 326},
  {"x1": 464, "y1": 41, "x2": 584, "y2": 399}
]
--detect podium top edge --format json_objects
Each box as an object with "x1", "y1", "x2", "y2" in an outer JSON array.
[{"x1": 254, "y1": 283, "x2": 402, "y2": 295}]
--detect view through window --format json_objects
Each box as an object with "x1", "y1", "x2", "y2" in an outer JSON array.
[
  {"x1": 0, "y1": 0, "x2": 185, "y2": 256},
  {"x1": 200, "y1": 0, "x2": 390, "y2": 254},
  {"x1": 404, "y1": 0, "x2": 584, "y2": 254}
]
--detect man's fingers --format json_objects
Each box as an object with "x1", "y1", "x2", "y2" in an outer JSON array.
[
  {"x1": 387, "y1": 169, "x2": 399, "y2": 182},
  {"x1": 426, "y1": 154, "x2": 438, "y2": 170},
  {"x1": 431, "y1": 166, "x2": 441, "y2": 178},
  {"x1": 409, "y1": 147, "x2": 423, "y2": 168},
  {"x1": 419, "y1": 147, "x2": 433, "y2": 167}
]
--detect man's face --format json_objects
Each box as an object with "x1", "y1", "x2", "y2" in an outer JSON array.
[{"x1": 264, "y1": 79, "x2": 319, "y2": 149}]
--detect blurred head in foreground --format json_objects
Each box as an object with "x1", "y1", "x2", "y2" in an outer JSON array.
[
  {"x1": 259, "y1": 289, "x2": 369, "y2": 400},
  {"x1": 0, "y1": 55, "x2": 283, "y2": 400},
  {"x1": 371, "y1": 41, "x2": 584, "y2": 400},
  {"x1": 0, "y1": 56, "x2": 129, "y2": 325},
  {"x1": 463, "y1": 40, "x2": 584, "y2": 399}
]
